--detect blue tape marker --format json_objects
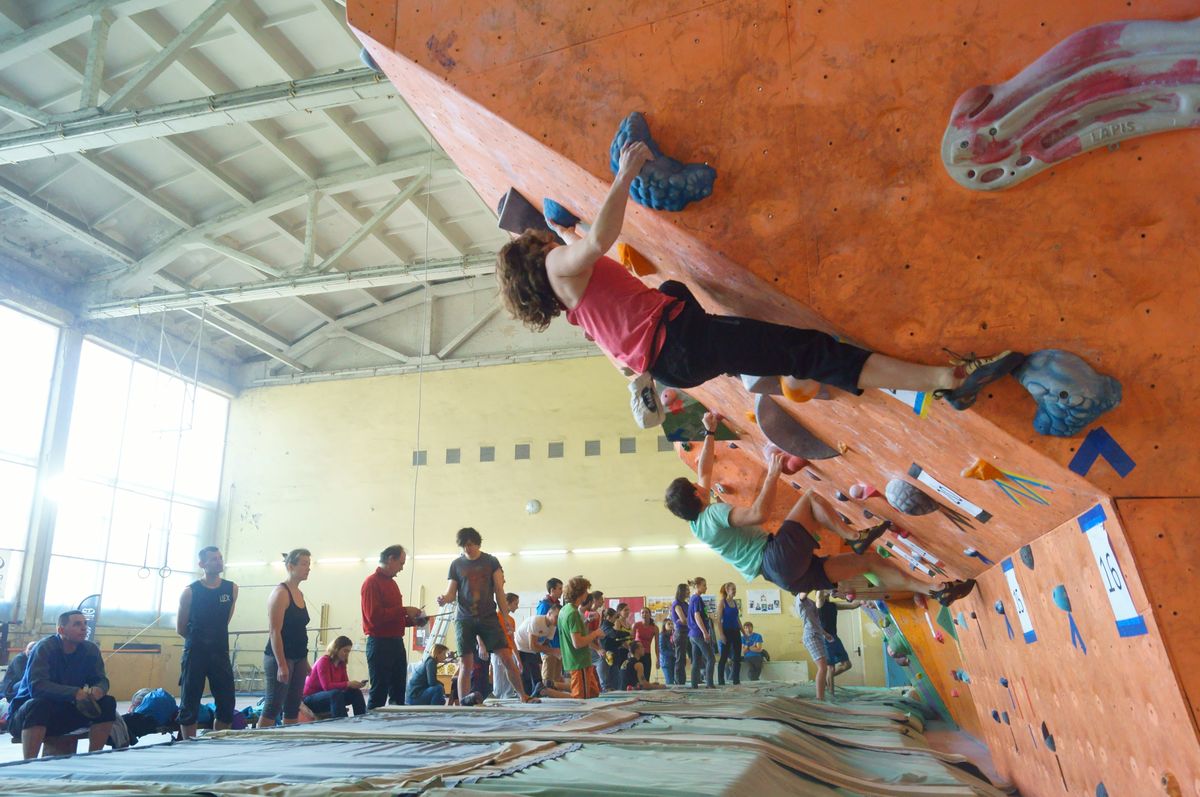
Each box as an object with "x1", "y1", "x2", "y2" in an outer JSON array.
[{"x1": 1068, "y1": 427, "x2": 1135, "y2": 478}]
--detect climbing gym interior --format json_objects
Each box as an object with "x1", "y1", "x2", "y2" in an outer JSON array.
[{"x1": 0, "y1": 1, "x2": 1197, "y2": 795}]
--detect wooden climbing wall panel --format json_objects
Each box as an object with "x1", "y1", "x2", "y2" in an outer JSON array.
[
  {"x1": 887, "y1": 602, "x2": 982, "y2": 738},
  {"x1": 348, "y1": 0, "x2": 1200, "y2": 790},
  {"x1": 953, "y1": 499, "x2": 1200, "y2": 796}
]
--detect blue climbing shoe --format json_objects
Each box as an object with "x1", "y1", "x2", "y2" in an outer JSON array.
[{"x1": 934, "y1": 350, "x2": 1026, "y2": 410}]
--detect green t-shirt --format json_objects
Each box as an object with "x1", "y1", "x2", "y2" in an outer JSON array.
[
  {"x1": 557, "y1": 603, "x2": 591, "y2": 672},
  {"x1": 689, "y1": 502, "x2": 769, "y2": 582}
]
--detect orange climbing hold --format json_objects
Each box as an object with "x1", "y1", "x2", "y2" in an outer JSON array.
[
  {"x1": 963, "y1": 459, "x2": 1006, "y2": 481},
  {"x1": 617, "y1": 242, "x2": 655, "y2": 276}
]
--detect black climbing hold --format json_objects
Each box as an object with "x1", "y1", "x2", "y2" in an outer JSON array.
[
  {"x1": 729, "y1": 442, "x2": 738, "y2": 449},
  {"x1": 835, "y1": 490, "x2": 848, "y2": 501},
  {"x1": 791, "y1": 481, "x2": 802, "y2": 490},
  {"x1": 991, "y1": 710, "x2": 1001, "y2": 722},
  {"x1": 1041, "y1": 722, "x2": 1056, "y2": 752},
  {"x1": 1019, "y1": 545, "x2": 1035, "y2": 570},
  {"x1": 807, "y1": 471, "x2": 821, "y2": 481},
  {"x1": 863, "y1": 509, "x2": 874, "y2": 519},
  {"x1": 838, "y1": 513, "x2": 852, "y2": 525}
]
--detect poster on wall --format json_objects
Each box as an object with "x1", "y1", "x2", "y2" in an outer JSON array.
[
  {"x1": 747, "y1": 589, "x2": 782, "y2": 615},
  {"x1": 609, "y1": 596, "x2": 645, "y2": 615},
  {"x1": 645, "y1": 596, "x2": 674, "y2": 619}
]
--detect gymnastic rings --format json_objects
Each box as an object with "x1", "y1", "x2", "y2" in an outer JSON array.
[
  {"x1": 138, "y1": 566, "x2": 151, "y2": 579},
  {"x1": 158, "y1": 566, "x2": 173, "y2": 579}
]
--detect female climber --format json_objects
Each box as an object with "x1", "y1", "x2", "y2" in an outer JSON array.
[{"x1": 496, "y1": 140, "x2": 1022, "y2": 407}]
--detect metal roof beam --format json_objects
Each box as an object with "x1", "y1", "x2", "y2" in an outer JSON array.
[
  {"x1": 0, "y1": 68, "x2": 393, "y2": 163},
  {"x1": 105, "y1": 153, "x2": 451, "y2": 286},
  {"x1": 0, "y1": 0, "x2": 172, "y2": 72},
  {"x1": 102, "y1": 0, "x2": 238, "y2": 113},
  {"x1": 86, "y1": 253, "x2": 497, "y2": 317},
  {"x1": 247, "y1": 347, "x2": 600, "y2": 387}
]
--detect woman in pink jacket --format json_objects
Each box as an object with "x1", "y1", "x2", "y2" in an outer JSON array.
[{"x1": 302, "y1": 636, "x2": 367, "y2": 719}]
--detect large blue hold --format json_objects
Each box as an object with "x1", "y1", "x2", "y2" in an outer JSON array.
[
  {"x1": 1014, "y1": 349, "x2": 1122, "y2": 437},
  {"x1": 543, "y1": 198, "x2": 579, "y2": 228},
  {"x1": 610, "y1": 112, "x2": 716, "y2": 212}
]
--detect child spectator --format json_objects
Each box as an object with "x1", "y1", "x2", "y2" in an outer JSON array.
[
  {"x1": 558, "y1": 576, "x2": 605, "y2": 698},
  {"x1": 742, "y1": 622, "x2": 765, "y2": 681},
  {"x1": 659, "y1": 619, "x2": 676, "y2": 685}
]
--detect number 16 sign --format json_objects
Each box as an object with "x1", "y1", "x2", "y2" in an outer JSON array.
[{"x1": 1077, "y1": 504, "x2": 1147, "y2": 638}]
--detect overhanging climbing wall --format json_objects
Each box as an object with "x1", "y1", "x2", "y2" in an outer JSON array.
[{"x1": 348, "y1": 2, "x2": 1200, "y2": 794}]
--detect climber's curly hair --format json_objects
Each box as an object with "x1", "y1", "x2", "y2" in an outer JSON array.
[{"x1": 496, "y1": 229, "x2": 562, "y2": 332}]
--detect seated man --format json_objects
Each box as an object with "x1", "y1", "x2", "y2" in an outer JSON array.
[
  {"x1": 665, "y1": 412, "x2": 975, "y2": 606},
  {"x1": 741, "y1": 622, "x2": 765, "y2": 681},
  {"x1": 1, "y1": 640, "x2": 36, "y2": 732},
  {"x1": 8, "y1": 611, "x2": 116, "y2": 759}
]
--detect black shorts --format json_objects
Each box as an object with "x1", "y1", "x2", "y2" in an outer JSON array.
[
  {"x1": 456, "y1": 613, "x2": 509, "y2": 657},
  {"x1": 760, "y1": 520, "x2": 836, "y2": 594},
  {"x1": 648, "y1": 281, "x2": 872, "y2": 393}
]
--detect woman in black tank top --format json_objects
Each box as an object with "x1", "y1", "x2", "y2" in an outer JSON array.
[{"x1": 258, "y1": 548, "x2": 311, "y2": 727}]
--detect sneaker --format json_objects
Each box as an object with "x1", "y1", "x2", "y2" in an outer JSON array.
[
  {"x1": 933, "y1": 350, "x2": 1025, "y2": 410},
  {"x1": 850, "y1": 520, "x2": 892, "y2": 555},
  {"x1": 931, "y1": 579, "x2": 977, "y2": 607}
]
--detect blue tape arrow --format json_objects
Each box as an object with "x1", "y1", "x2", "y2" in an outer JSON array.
[{"x1": 1068, "y1": 427, "x2": 1135, "y2": 478}]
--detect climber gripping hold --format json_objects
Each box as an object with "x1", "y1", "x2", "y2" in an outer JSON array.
[{"x1": 496, "y1": 139, "x2": 1022, "y2": 408}]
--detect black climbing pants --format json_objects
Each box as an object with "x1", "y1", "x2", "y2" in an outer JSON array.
[{"x1": 648, "y1": 281, "x2": 873, "y2": 393}]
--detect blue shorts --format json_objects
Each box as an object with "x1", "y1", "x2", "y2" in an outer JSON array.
[{"x1": 825, "y1": 636, "x2": 849, "y2": 665}]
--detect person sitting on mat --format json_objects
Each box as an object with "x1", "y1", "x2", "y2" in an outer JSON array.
[
  {"x1": 406, "y1": 644, "x2": 450, "y2": 706},
  {"x1": 302, "y1": 635, "x2": 367, "y2": 719},
  {"x1": 619, "y1": 642, "x2": 666, "y2": 691},
  {"x1": 496, "y1": 140, "x2": 1023, "y2": 409},
  {"x1": 665, "y1": 412, "x2": 975, "y2": 607}
]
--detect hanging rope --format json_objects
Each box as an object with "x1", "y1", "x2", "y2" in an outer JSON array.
[{"x1": 406, "y1": 136, "x2": 437, "y2": 600}]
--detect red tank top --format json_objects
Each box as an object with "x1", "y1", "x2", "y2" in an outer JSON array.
[{"x1": 565, "y1": 256, "x2": 679, "y2": 372}]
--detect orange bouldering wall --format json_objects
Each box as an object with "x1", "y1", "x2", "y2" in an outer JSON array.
[
  {"x1": 955, "y1": 500, "x2": 1200, "y2": 796},
  {"x1": 348, "y1": 0, "x2": 1200, "y2": 792},
  {"x1": 1117, "y1": 498, "x2": 1200, "y2": 733},
  {"x1": 887, "y1": 601, "x2": 982, "y2": 738}
]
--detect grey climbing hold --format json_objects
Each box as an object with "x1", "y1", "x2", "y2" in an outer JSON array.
[
  {"x1": 1014, "y1": 349, "x2": 1122, "y2": 437},
  {"x1": 885, "y1": 479, "x2": 938, "y2": 516},
  {"x1": 755, "y1": 395, "x2": 840, "y2": 460},
  {"x1": 1019, "y1": 545, "x2": 1035, "y2": 570},
  {"x1": 610, "y1": 112, "x2": 717, "y2": 212}
]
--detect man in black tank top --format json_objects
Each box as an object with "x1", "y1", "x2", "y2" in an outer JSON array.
[{"x1": 176, "y1": 546, "x2": 238, "y2": 739}]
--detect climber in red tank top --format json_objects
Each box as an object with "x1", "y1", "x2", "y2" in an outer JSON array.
[{"x1": 495, "y1": 140, "x2": 1021, "y2": 410}]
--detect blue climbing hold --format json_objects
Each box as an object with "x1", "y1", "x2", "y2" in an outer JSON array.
[
  {"x1": 359, "y1": 48, "x2": 383, "y2": 74},
  {"x1": 610, "y1": 112, "x2": 716, "y2": 212},
  {"x1": 1014, "y1": 349, "x2": 1122, "y2": 437},
  {"x1": 990, "y1": 709, "x2": 1001, "y2": 722},
  {"x1": 1096, "y1": 783, "x2": 1109, "y2": 797},
  {"x1": 543, "y1": 198, "x2": 580, "y2": 228},
  {"x1": 1052, "y1": 584, "x2": 1072, "y2": 613},
  {"x1": 993, "y1": 600, "x2": 1005, "y2": 615}
]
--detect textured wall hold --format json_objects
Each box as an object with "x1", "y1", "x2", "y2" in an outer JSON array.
[
  {"x1": 942, "y1": 18, "x2": 1200, "y2": 191},
  {"x1": 755, "y1": 395, "x2": 839, "y2": 459},
  {"x1": 610, "y1": 112, "x2": 716, "y2": 211},
  {"x1": 885, "y1": 478, "x2": 938, "y2": 515},
  {"x1": 542, "y1": 197, "x2": 580, "y2": 228},
  {"x1": 1015, "y1": 350, "x2": 1122, "y2": 437},
  {"x1": 1019, "y1": 545, "x2": 1035, "y2": 570}
]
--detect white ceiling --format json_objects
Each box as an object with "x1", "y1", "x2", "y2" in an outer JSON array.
[{"x1": 0, "y1": 0, "x2": 597, "y2": 394}]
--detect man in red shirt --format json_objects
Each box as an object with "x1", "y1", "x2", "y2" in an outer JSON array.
[{"x1": 361, "y1": 545, "x2": 426, "y2": 709}]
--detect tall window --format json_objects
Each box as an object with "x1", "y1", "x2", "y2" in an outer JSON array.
[
  {"x1": 0, "y1": 306, "x2": 59, "y2": 618},
  {"x1": 44, "y1": 340, "x2": 229, "y2": 627}
]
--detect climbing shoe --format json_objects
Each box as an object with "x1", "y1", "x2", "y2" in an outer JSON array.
[
  {"x1": 850, "y1": 520, "x2": 892, "y2": 555},
  {"x1": 933, "y1": 350, "x2": 1026, "y2": 410},
  {"x1": 931, "y1": 579, "x2": 977, "y2": 607}
]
